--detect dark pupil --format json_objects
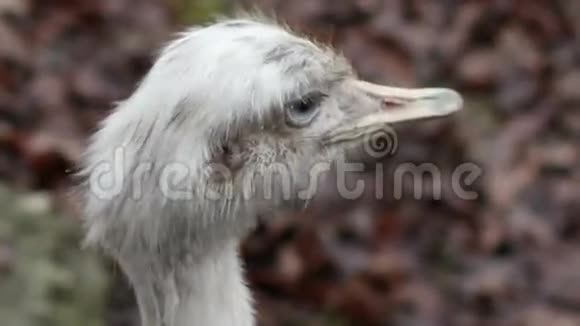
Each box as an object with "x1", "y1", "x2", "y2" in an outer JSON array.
[
  {"x1": 294, "y1": 97, "x2": 315, "y2": 114},
  {"x1": 292, "y1": 92, "x2": 326, "y2": 114}
]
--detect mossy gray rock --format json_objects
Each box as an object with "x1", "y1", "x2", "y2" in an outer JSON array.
[{"x1": 0, "y1": 186, "x2": 108, "y2": 326}]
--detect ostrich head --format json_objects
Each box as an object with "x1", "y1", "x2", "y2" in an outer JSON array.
[{"x1": 82, "y1": 18, "x2": 462, "y2": 326}]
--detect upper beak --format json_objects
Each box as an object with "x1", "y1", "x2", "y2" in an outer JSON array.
[
  {"x1": 350, "y1": 80, "x2": 463, "y2": 126},
  {"x1": 324, "y1": 80, "x2": 463, "y2": 144}
]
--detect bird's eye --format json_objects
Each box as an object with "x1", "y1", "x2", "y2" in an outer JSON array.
[{"x1": 285, "y1": 92, "x2": 325, "y2": 128}]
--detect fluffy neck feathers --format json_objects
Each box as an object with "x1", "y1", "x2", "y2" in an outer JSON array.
[{"x1": 122, "y1": 240, "x2": 254, "y2": 326}]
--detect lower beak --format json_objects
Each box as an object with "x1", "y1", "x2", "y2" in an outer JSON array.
[{"x1": 324, "y1": 80, "x2": 463, "y2": 144}]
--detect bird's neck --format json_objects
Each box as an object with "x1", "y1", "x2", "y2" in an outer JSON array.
[
  {"x1": 171, "y1": 241, "x2": 254, "y2": 326},
  {"x1": 128, "y1": 240, "x2": 254, "y2": 326}
]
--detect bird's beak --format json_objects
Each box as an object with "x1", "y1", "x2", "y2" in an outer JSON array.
[
  {"x1": 350, "y1": 80, "x2": 463, "y2": 124},
  {"x1": 323, "y1": 80, "x2": 463, "y2": 145}
]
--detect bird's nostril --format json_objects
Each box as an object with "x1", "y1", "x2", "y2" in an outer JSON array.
[{"x1": 381, "y1": 98, "x2": 407, "y2": 110}]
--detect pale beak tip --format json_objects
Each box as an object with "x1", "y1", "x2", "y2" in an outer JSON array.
[{"x1": 434, "y1": 89, "x2": 463, "y2": 116}]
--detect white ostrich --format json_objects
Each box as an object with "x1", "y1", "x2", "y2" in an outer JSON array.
[{"x1": 80, "y1": 18, "x2": 462, "y2": 326}]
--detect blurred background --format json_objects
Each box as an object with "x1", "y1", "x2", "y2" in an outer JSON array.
[{"x1": 0, "y1": 0, "x2": 579, "y2": 325}]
